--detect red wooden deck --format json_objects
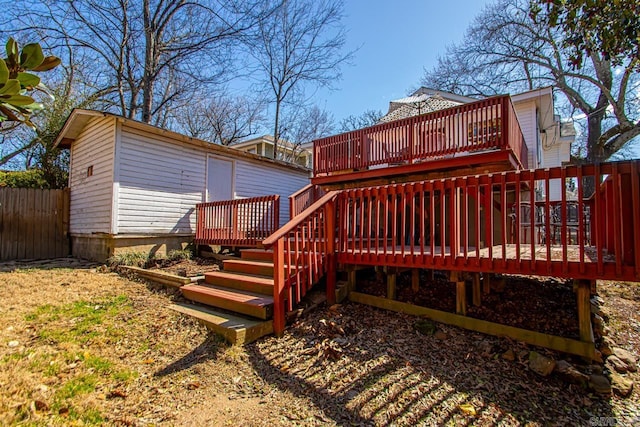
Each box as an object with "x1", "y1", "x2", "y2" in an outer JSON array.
[
  {"x1": 195, "y1": 195, "x2": 280, "y2": 247},
  {"x1": 312, "y1": 95, "x2": 528, "y2": 187},
  {"x1": 336, "y1": 161, "x2": 640, "y2": 282}
]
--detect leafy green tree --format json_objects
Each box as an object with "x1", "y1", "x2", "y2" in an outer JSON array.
[
  {"x1": 530, "y1": 0, "x2": 640, "y2": 69},
  {"x1": 0, "y1": 38, "x2": 60, "y2": 129}
]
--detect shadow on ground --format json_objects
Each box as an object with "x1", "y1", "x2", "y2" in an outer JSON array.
[{"x1": 244, "y1": 301, "x2": 614, "y2": 426}]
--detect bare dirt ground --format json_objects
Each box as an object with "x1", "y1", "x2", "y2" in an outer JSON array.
[{"x1": 1, "y1": 258, "x2": 639, "y2": 426}]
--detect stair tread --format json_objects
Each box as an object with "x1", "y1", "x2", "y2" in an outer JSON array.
[
  {"x1": 224, "y1": 259, "x2": 274, "y2": 267},
  {"x1": 182, "y1": 283, "x2": 273, "y2": 306},
  {"x1": 170, "y1": 302, "x2": 268, "y2": 329},
  {"x1": 205, "y1": 270, "x2": 274, "y2": 284},
  {"x1": 169, "y1": 303, "x2": 273, "y2": 345}
]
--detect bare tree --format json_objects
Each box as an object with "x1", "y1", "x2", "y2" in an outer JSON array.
[
  {"x1": 338, "y1": 109, "x2": 384, "y2": 132},
  {"x1": 278, "y1": 103, "x2": 333, "y2": 163},
  {"x1": 248, "y1": 0, "x2": 352, "y2": 159},
  {"x1": 422, "y1": 0, "x2": 640, "y2": 164},
  {"x1": 174, "y1": 94, "x2": 265, "y2": 145},
  {"x1": 2, "y1": 0, "x2": 276, "y2": 124}
]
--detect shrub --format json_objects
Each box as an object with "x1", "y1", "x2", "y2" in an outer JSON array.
[
  {"x1": 167, "y1": 249, "x2": 192, "y2": 262},
  {"x1": 106, "y1": 251, "x2": 152, "y2": 268}
]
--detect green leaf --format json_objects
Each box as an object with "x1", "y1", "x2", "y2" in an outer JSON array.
[
  {"x1": 31, "y1": 56, "x2": 61, "y2": 72},
  {"x1": 0, "y1": 79, "x2": 21, "y2": 95},
  {"x1": 0, "y1": 93, "x2": 35, "y2": 106},
  {"x1": 6, "y1": 37, "x2": 18, "y2": 67},
  {"x1": 17, "y1": 72, "x2": 40, "y2": 88},
  {"x1": 0, "y1": 59, "x2": 8, "y2": 84},
  {"x1": 20, "y1": 43, "x2": 44, "y2": 70}
]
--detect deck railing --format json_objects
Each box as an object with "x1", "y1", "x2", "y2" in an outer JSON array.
[
  {"x1": 263, "y1": 191, "x2": 338, "y2": 335},
  {"x1": 336, "y1": 160, "x2": 640, "y2": 282},
  {"x1": 313, "y1": 95, "x2": 528, "y2": 176},
  {"x1": 289, "y1": 184, "x2": 326, "y2": 218},
  {"x1": 195, "y1": 195, "x2": 280, "y2": 247}
]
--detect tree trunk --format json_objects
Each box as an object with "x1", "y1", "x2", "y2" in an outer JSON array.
[
  {"x1": 272, "y1": 98, "x2": 281, "y2": 160},
  {"x1": 141, "y1": 0, "x2": 154, "y2": 123}
]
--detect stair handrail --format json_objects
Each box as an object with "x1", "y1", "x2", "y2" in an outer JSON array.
[
  {"x1": 263, "y1": 190, "x2": 339, "y2": 335},
  {"x1": 288, "y1": 184, "x2": 325, "y2": 218}
]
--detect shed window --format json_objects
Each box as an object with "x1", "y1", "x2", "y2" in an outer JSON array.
[{"x1": 87, "y1": 165, "x2": 93, "y2": 177}]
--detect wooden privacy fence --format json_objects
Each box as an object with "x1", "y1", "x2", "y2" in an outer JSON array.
[
  {"x1": 0, "y1": 188, "x2": 70, "y2": 260},
  {"x1": 195, "y1": 195, "x2": 280, "y2": 247}
]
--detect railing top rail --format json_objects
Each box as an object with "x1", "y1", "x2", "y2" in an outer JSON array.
[
  {"x1": 337, "y1": 160, "x2": 638, "y2": 194},
  {"x1": 289, "y1": 183, "x2": 315, "y2": 200},
  {"x1": 312, "y1": 94, "x2": 510, "y2": 146},
  {"x1": 197, "y1": 194, "x2": 280, "y2": 208},
  {"x1": 263, "y1": 190, "x2": 338, "y2": 246}
]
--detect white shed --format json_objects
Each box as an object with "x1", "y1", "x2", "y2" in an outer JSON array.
[{"x1": 54, "y1": 110, "x2": 311, "y2": 261}]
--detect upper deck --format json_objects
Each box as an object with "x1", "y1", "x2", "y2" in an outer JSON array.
[{"x1": 312, "y1": 95, "x2": 528, "y2": 188}]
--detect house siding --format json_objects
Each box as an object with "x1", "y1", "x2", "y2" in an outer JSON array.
[
  {"x1": 116, "y1": 124, "x2": 205, "y2": 234},
  {"x1": 235, "y1": 160, "x2": 309, "y2": 227},
  {"x1": 69, "y1": 116, "x2": 115, "y2": 234},
  {"x1": 513, "y1": 100, "x2": 538, "y2": 169}
]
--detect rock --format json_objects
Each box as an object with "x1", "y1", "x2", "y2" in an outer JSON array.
[
  {"x1": 600, "y1": 336, "x2": 615, "y2": 357},
  {"x1": 529, "y1": 351, "x2": 556, "y2": 376},
  {"x1": 433, "y1": 330, "x2": 448, "y2": 340},
  {"x1": 502, "y1": 349, "x2": 515, "y2": 361},
  {"x1": 554, "y1": 360, "x2": 589, "y2": 387},
  {"x1": 589, "y1": 364, "x2": 603, "y2": 375},
  {"x1": 606, "y1": 355, "x2": 631, "y2": 374},
  {"x1": 593, "y1": 350, "x2": 604, "y2": 364},
  {"x1": 610, "y1": 373, "x2": 634, "y2": 397},
  {"x1": 413, "y1": 319, "x2": 436, "y2": 336},
  {"x1": 588, "y1": 374, "x2": 612, "y2": 395},
  {"x1": 7, "y1": 340, "x2": 19, "y2": 348},
  {"x1": 592, "y1": 314, "x2": 605, "y2": 336},
  {"x1": 612, "y1": 348, "x2": 637, "y2": 372}
]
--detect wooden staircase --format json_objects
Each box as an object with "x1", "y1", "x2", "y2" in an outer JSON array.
[{"x1": 174, "y1": 249, "x2": 276, "y2": 344}]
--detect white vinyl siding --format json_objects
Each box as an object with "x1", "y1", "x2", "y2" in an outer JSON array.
[
  {"x1": 116, "y1": 124, "x2": 205, "y2": 234},
  {"x1": 235, "y1": 160, "x2": 310, "y2": 226},
  {"x1": 513, "y1": 100, "x2": 538, "y2": 169},
  {"x1": 69, "y1": 116, "x2": 115, "y2": 234}
]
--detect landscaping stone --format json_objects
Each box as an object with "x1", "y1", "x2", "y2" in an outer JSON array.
[
  {"x1": 588, "y1": 374, "x2": 612, "y2": 395},
  {"x1": 529, "y1": 351, "x2": 555, "y2": 376},
  {"x1": 606, "y1": 355, "x2": 631, "y2": 374},
  {"x1": 612, "y1": 347, "x2": 637, "y2": 372},
  {"x1": 610, "y1": 373, "x2": 634, "y2": 397},
  {"x1": 600, "y1": 336, "x2": 615, "y2": 357},
  {"x1": 554, "y1": 360, "x2": 589, "y2": 387}
]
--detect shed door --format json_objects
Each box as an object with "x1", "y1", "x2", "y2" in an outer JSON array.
[{"x1": 207, "y1": 157, "x2": 234, "y2": 202}]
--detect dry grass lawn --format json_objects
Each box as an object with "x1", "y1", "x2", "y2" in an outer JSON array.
[{"x1": 1, "y1": 260, "x2": 639, "y2": 426}]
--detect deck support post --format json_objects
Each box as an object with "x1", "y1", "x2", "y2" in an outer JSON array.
[
  {"x1": 472, "y1": 273, "x2": 481, "y2": 306},
  {"x1": 387, "y1": 269, "x2": 397, "y2": 300},
  {"x1": 411, "y1": 269, "x2": 420, "y2": 292},
  {"x1": 482, "y1": 273, "x2": 491, "y2": 294},
  {"x1": 576, "y1": 279, "x2": 594, "y2": 344},
  {"x1": 347, "y1": 268, "x2": 357, "y2": 293},
  {"x1": 325, "y1": 199, "x2": 336, "y2": 306},
  {"x1": 452, "y1": 271, "x2": 467, "y2": 316}
]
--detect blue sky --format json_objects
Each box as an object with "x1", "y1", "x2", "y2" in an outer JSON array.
[{"x1": 315, "y1": 0, "x2": 489, "y2": 123}]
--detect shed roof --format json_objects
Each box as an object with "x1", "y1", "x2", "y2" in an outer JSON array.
[{"x1": 54, "y1": 109, "x2": 310, "y2": 174}]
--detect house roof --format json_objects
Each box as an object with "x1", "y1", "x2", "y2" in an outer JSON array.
[
  {"x1": 379, "y1": 94, "x2": 464, "y2": 123},
  {"x1": 231, "y1": 135, "x2": 311, "y2": 154},
  {"x1": 54, "y1": 109, "x2": 311, "y2": 174}
]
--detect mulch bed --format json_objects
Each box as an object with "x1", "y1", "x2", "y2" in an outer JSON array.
[{"x1": 356, "y1": 269, "x2": 579, "y2": 339}]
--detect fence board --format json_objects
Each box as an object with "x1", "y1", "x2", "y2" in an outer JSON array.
[{"x1": 0, "y1": 188, "x2": 70, "y2": 260}]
